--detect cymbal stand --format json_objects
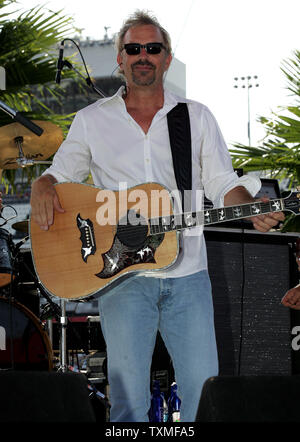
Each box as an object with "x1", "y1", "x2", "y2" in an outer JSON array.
[
  {"x1": 58, "y1": 299, "x2": 68, "y2": 373},
  {"x1": 14, "y1": 136, "x2": 52, "y2": 168},
  {"x1": 12, "y1": 242, "x2": 69, "y2": 372}
]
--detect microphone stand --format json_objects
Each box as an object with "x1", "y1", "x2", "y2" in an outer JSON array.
[
  {"x1": 58, "y1": 299, "x2": 68, "y2": 373},
  {"x1": 0, "y1": 100, "x2": 44, "y2": 136},
  {"x1": 48, "y1": 41, "x2": 107, "y2": 372}
]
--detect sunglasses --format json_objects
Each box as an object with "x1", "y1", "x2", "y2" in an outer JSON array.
[{"x1": 122, "y1": 42, "x2": 167, "y2": 55}]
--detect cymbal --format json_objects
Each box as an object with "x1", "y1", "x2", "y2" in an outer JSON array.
[
  {"x1": 0, "y1": 120, "x2": 63, "y2": 169},
  {"x1": 12, "y1": 220, "x2": 28, "y2": 233}
]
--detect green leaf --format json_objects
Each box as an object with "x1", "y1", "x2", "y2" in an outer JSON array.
[{"x1": 0, "y1": 1, "x2": 85, "y2": 191}]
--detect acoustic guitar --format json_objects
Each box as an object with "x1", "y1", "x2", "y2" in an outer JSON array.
[{"x1": 30, "y1": 182, "x2": 300, "y2": 300}]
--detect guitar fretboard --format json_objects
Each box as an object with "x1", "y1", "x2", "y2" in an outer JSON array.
[{"x1": 149, "y1": 199, "x2": 283, "y2": 235}]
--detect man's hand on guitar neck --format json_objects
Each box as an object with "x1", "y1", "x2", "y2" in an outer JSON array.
[
  {"x1": 30, "y1": 174, "x2": 65, "y2": 230},
  {"x1": 249, "y1": 196, "x2": 285, "y2": 232},
  {"x1": 224, "y1": 186, "x2": 285, "y2": 233}
]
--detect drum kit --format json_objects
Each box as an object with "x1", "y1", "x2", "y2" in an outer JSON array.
[
  {"x1": 0, "y1": 119, "x2": 65, "y2": 373},
  {"x1": 0, "y1": 120, "x2": 102, "y2": 386},
  {"x1": 0, "y1": 58, "x2": 110, "y2": 416}
]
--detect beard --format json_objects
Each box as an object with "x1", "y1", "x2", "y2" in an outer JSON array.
[{"x1": 131, "y1": 60, "x2": 156, "y2": 86}]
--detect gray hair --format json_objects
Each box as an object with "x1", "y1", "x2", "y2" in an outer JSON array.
[{"x1": 115, "y1": 10, "x2": 172, "y2": 55}]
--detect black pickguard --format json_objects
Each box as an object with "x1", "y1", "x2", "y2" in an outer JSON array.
[{"x1": 95, "y1": 233, "x2": 165, "y2": 279}]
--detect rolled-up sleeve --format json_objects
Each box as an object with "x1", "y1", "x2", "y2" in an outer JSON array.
[
  {"x1": 200, "y1": 106, "x2": 261, "y2": 208},
  {"x1": 42, "y1": 111, "x2": 91, "y2": 183}
]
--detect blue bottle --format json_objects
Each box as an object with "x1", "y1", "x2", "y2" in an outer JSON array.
[
  {"x1": 162, "y1": 396, "x2": 168, "y2": 422},
  {"x1": 150, "y1": 380, "x2": 164, "y2": 422},
  {"x1": 168, "y1": 382, "x2": 181, "y2": 422}
]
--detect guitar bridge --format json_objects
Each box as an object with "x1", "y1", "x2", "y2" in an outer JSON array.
[{"x1": 76, "y1": 214, "x2": 96, "y2": 262}]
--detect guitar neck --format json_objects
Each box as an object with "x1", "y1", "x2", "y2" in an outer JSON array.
[{"x1": 149, "y1": 198, "x2": 284, "y2": 234}]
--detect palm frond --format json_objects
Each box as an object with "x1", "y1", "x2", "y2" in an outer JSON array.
[
  {"x1": 230, "y1": 50, "x2": 300, "y2": 196},
  {"x1": 0, "y1": 2, "x2": 85, "y2": 191}
]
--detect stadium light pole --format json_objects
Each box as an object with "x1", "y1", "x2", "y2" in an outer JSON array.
[{"x1": 234, "y1": 75, "x2": 259, "y2": 146}]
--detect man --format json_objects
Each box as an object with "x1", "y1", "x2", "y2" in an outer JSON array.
[{"x1": 30, "y1": 11, "x2": 284, "y2": 422}]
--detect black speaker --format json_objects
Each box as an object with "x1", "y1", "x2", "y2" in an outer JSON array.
[
  {"x1": 0, "y1": 371, "x2": 96, "y2": 422},
  {"x1": 197, "y1": 375, "x2": 300, "y2": 422},
  {"x1": 205, "y1": 229, "x2": 299, "y2": 376}
]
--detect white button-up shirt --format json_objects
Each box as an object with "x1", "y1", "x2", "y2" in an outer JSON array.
[{"x1": 43, "y1": 86, "x2": 261, "y2": 278}]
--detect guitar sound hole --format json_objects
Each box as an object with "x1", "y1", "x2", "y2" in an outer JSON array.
[{"x1": 116, "y1": 210, "x2": 148, "y2": 248}]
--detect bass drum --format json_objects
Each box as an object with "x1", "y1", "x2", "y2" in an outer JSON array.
[{"x1": 0, "y1": 296, "x2": 53, "y2": 371}]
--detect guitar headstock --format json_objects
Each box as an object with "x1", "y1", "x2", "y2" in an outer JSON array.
[{"x1": 283, "y1": 190, "x2": 300, "y2": 215}]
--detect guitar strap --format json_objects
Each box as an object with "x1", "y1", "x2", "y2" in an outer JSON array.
[{"x1": 167, "y1": 102, "x2": 192, "y2": 213}]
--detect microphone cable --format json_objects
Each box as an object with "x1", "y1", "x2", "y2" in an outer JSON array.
[{"x1": 57, "y1": 38, "x2": 107, "y2": 98}]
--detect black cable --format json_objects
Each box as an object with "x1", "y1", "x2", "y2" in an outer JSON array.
[
  {"x1": 64, "y1": 39, "x2": 90, "y2": 78},
  {"x1": 61, "y1": 38, "x2": 107, "y2": 98},
  {"x1": 67, "y1": 317, "x2": 89, "y2": 355},
  {"x1": 237, "y1": 227, "x2": 246, "y2": 375},
  {"x1": 110, "y1": 64, "x2": 121, "y2": 78},
  {"x1": 8, "y1": 250, "x2": 17, "y2": 370}
]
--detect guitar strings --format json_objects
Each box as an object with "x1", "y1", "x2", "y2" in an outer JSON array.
[
  {"x1": 113, "y1": 198, "x2": 283, "y2": 240},
  {"x1": 116, "y1": 206, "x2": 278, "y2": 233}
]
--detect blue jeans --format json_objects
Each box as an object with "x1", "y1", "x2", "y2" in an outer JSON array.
[{"x1": 98, "y1": 270, "x2": 218, "y2": 422}]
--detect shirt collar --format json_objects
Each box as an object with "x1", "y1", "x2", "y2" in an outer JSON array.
[
  {"x1": 164, "y1": 88, "x2": 195, "y2": 106},
  {"x1": 96, "y1": 86, "x2": 125, "y2": 107},
  {"x1": 96, "y1": 85, "x2": 193, "y2": 110}
]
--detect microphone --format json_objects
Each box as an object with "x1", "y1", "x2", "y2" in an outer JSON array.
[
  {"x1": 0, "y1": 99, "x2": 43, "y2": 136},
  {"x1": 55, "y1": 40, "x2": 65, "y2": 84}
]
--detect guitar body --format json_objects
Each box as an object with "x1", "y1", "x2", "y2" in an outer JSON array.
[
  {"x1": 30, "y1": 181, "x2": 299, "y2": 301},
  {"x1": 30, "y1": 182, "x2": 178, "y2": 300}
]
